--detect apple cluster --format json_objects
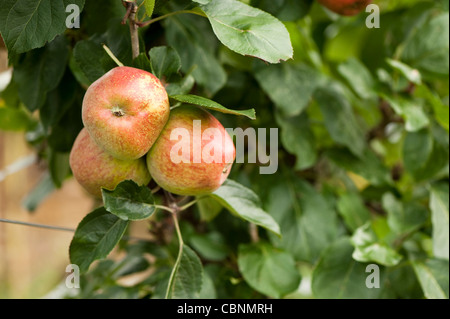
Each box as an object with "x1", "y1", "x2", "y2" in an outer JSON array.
[{"x1": 69, "y1": 66, "x2": 236, "y2": 198}]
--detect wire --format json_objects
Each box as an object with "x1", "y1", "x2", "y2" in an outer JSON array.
[
  {"x1": 0, "y1": 218, "x2": 75, "y2": 232},
  {"x1": 0, "y1": 218, "x2": 151, "y2": 242}
]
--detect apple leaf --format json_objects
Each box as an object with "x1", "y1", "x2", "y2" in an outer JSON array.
[
  {"x1": 149, "y1": 46, "x2": 182, "y2": 79},
  {"x1": 21, "y1": 172, "x2": 55, "y2": 212},
  {"x1": 412, "y1": 258, "x2": 449, "y2": 299},
  {"x1": 312, "y1": 238, "x2": 382, "y2": 299},
  {"x1": 314, "y1": 86, "x2": 366, "y2": 158},
  {"x1": 254, "y1": 62, "x2": 323, "y2": 117},
  {"x1": 350, "y1": 222, "x2": 403, "y2": 267},
  {"x1": 209, "y1": 179, "x2": 281, "y2": 236},
  {"x1": 165, "y1": 14, "x2": 227, "y2": 96},
  {"x1": 13, "y1": 35, "x2": 69, "y2": 112},
  {"x1": 144, "y1": 0, "x2": 156, "y2": 17},
  {"x1": 69, "y1": 207, "x2": 129, "y2": 273},
  {"x1": 430, "y1": 182, "x2": 449, "y2": 260},
  {"x1": 381, "y1": 94, "x2": 429, "y2": 132},
  {"x1": 72, "y1": 39, "x2": 109, "y2": 84},
  {"x1": 0, "y1": 0, "x2": 85, "y2": 55},
  {"x1": 193, "y1": 0, "x2": 293, "y2": 63},
  {"x1": 238, "y1": 242, "x2": 301, "y2": 298},
  {"x1": 386, "y1": 58, "x2": 422, "y2": 85},
  {"x1": 337, "y1": 192, "x2": 371, "y2": 232},
  {"x1": 165, "y1": 245, "x2": 203, "y2": 299},
  {"x1": 170, "y1": 94, "x2": 256, "y2": 119},
  {"x1": 102, "y1": 180, "x2": 156, "y2": 221}
]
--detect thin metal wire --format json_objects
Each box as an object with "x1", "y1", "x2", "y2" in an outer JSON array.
[
  {"x1": 0, "y1": 218, "x2": 151, "y2": 242},
  {"x1": 0, "y1": 218, "x2": 75, "y2": 232}
]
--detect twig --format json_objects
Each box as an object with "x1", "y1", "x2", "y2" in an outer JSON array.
[
  {"x1": 123, "y1": 1, "x2": 140, "y2": 59},
  {"x1": 136, "y1": 10, "x2": 206, "y2": 28},
  {"x1": 121, "y1": 1, "x2": 133, "y2": 24},
  {"x1": 249, "y1": 223, "x2": 259, "y2": 243}
]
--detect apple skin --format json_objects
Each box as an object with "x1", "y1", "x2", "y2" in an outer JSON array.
[
  {"x1": 317, "y1": 0, "x2": 372, "y2": 16},
  {"x1": 146, "y1": 106, "x2": 236, "y2": 196},
  {"x1": 82, "y1": 66, "x2": 170, "y2": 161},
  {"x1": 69, "y1": 128, "x2": 151, "y2": 198}
]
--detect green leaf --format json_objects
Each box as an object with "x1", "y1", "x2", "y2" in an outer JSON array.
[
  {"x1": 198, "y1": 271, "x2": 217, "y2": 299},
  {"x1": 132, "y1": 53, "x2": 152, "y2": 73},
  {"x1": 210, "y1": 179, "x2": 281, "y2": 236},
  {"x1": 412, "y1": 258, "x2": 449, "y2": 299},
  {"x1": 189, "y1": 232, "x2": 228, "y2": 261},
  {"x1": 72, "y1": 39, "x2": 109, "y2": 84},
  {"x1": 197, "y1": 196, "x2": 223, "y2": 222},
  {"x1": 111, "y1": 254, "x2": 151, "y2": 279},
  {"x1": 21, "y1": 172, "x2": 55, "y2": 212},
  {"x1": 430, "y1": 182, "x2": 449, "y2": 260},
  {"x1": 402, "y1": 13, "x2": 449, "y2": 77},
  {"x1": 314, "y1": 86, "x2": 366, "y2": 158},
  {"x1": 403, "y1": 128, "x2": 449, "y2": 181},
  {"x1": 102, "y1": 180, "x2": 156, "y2": 221},
  {"x1": 144, "y1": 0, "x2": 155, "y2": 17},
  {"x1": 170, "y1": 94, "x2": 256, "y2": 119},
  {"x1": 149, "y1": 46, "x2": 181, "y2": 79},
  {"x1": 326, "y1": 148, "x2": 392, "y2": 187},
  {"x1": 254, "y1": 63, "x2": 322, "y2": 117},
  {"x1": 415, "y1": 84, "x2": 449, "y2": 132},
  {"x1": 276, "y1": 112, "x2": 317, "y2": 170},
  {"x1": 379, "y1": 264, "x2": 424, "y2": 299},
  {"x1": 382, "y1": 193, "x2": 428, "y2": 236},
  {"x1": 40, "y1": 69, "x2": 79, "y2": 131},
  {"x1": 337, "y1": 192, "x2": 371, "y2": 232},
  {"x1": 13, "y1": 35, "x2": 69, "y2": 112},
  {"x1": 69, "y1": 207, "x2": 129, "y2": 273},
  {"x1": 337, "y1": 58, "x2": 376, "y2": 100},
  {"x1": 350, "y1": 222, "x2": 403, "y2": 267},
  {"x1": 238, "y1": 243, "x2": 301, "y2": 298},
  {"x1": 0, "y1": 0, "x2": 85, "y2": 54},
  {"x1": 264, "y1": 174, "x2": 339, "y2": 262},
  {"x1": 382, "y1": 94, "x2": 429, "y2": 132},
  {"x1": 48, "y1": 151, "x2": 71, "y2": 188},
  {"x1": 251, "y1": 0, "x2": 313, "y2": 22},
  {"x1": 166, "y1": 245, "x2": 203, "y2": 299},
  {"x1": 312, "y1": 237, "x2": 382, "y2": 299},
  {"x1": 165, "y1": 74, "x2": 195, "y2": 96},
  {"x1": 386, "y1": 58, "x2": 422, "y2": 85},
  {"x1": 195, "y1": 0, "x2": 293, "y2": 63},
  {"x1": 165, "y1": 14, "x2": 227, "y2": 95}
]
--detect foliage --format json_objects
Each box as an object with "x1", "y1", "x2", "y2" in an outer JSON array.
[{"x1": 0, "y1": 0, "x2": 449, "y2": 299}]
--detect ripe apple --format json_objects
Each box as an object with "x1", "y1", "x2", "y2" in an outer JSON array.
[
  {"x1": 317, "y1": 0, "x2": 371, "y2": 16},
  {"x1": 146, "y1": 106, "x2": 236, "y2": 196},
  {"x1": 69, "y1": 128, "x2": 151, "y2": 198},
  {"x1": 82, "y1": 66, "x2": 170, "y2": 160}
]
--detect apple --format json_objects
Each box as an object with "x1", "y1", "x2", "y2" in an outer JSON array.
[
  {"x1": 317, "y1": 0, "x2": 371, "y2": 16},
  {"x1": 69, "y1": 128, "x2": 151, "y2": 198},
  {"x1": 146, "y1": 106, "x2": 236, "y2": 196},
  {"x1": 82, "y1": 66, "x2": 170, "y2": 160}
]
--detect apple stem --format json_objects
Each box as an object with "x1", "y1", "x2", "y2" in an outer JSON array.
[
  {"x1": 102, "y1": 44, "x2": 124, "y2": 67},
  {"x1": 178, "y1": 199, "x2": 200, "y2": 212}
]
